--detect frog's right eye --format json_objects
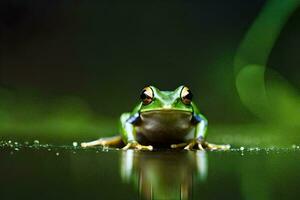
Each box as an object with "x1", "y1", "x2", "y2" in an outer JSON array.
[
  {"x1": 140, "y1": 86, "x2": 153, "y2": 105},
  {"x1": 181, "y1": 86, "x2": 193, "y2": 105}
]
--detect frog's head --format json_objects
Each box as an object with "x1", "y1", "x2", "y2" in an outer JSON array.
[{"x1": 139, "y1": 85, "x2": 194, "y2": 113}]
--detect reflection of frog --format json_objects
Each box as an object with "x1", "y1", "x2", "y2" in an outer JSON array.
[
  {"x1": 121, "y1": 150, "x2": 208, "y2": 200},
  {"x1": 81, "y1": 86, "x2": 230, "y2": 150}
]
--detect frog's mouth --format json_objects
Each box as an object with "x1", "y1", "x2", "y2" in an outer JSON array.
[
  {"x1": 140, "y1": 108, "x2": 193, "y2": 114},
  {"x1": 140, "y1": 109, "x2": 193, "y2": 121}
]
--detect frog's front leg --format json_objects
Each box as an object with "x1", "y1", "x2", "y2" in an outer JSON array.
[
  {"x1": 120, "y1": 113, "x2": 153, "y2": 151},
  {"x1": 170, "y1": 114, "x2": 206, "y2": 150},
  {"x1": 184, "y1": 116, "x2": 207, "y2": 150},
  {"x1": 183, "y1": 114, "x2": 230, "y2": 151}
]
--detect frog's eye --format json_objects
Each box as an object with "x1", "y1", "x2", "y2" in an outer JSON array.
[
  {"x1": 140, "y1": 86, "x2": 154, "y2": 105},
  {"x1": 181, "y1": 86, "x2": 193, "y2": 105}
]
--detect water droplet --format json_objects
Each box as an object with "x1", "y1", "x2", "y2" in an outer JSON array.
[
  {"x1": 72, "y1": 142, "x2": 78, "y2": 147},
  {"x1": 14, "y1": 147, "x2": 19, "y2": 151},
  {"x1": 34, "y1": 140, "x2": 39, "y2": 145},
  {"x1": 240, "y1": 146, "x2": 244, "y2": 151},
  {"x1": 56, "y1": 152, "x2": 60, "y2": 156}
]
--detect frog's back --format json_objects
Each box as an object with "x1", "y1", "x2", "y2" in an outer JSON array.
[{"x1": 135, "y1": 110, "x2": 195, "y2": 145}]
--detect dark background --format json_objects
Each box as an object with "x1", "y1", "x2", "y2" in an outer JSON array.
[{"x1": 0, "y1": 0, "x2": 299, "y2": 141}]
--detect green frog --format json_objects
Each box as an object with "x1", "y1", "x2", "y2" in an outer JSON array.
[{"x1": 81, "y1": 86, "x2": 230, "y2": 151}]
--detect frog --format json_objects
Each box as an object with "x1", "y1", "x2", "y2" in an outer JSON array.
[{"x1": 81, "y1": 86, "x2": 230, "y2": 151}]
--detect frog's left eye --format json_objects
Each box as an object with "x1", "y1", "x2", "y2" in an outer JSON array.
[
  {"x1": 181, "y1": 86, "x2": 193, "y2": 105},
  {"x1": 140, "y1": 86, "x2": 154, "y2": 105}
]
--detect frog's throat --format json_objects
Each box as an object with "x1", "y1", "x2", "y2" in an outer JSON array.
[{"x1": 136, "y1": 109, "x2": 194, "y2": 144}]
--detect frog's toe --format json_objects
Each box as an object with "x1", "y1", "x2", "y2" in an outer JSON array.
[
  {"x1": 122, "y1": 142, "x2": 153, "y2": 151},
  {"x1": 184, "y1": 145, "x2": 193, "y2": 150},
  {"x1": 204, "y1": 142, "x2": 231, "y2": 151},
  {"x1": 184, "y1": 141, "x2": 196, "y2": 150},
  {"x1": 183, "y1": 140, "x2": 206, "y2": 151},
  {"x1": 122, "y1": 143, "x2": 133, "y2": 150},
  {"x1": 81, "y1": 136, "x2": 123, "y2": 148},
  {"x1": 137, "y1": 144, "x2": 153, "y2": 151},
  {"x1": 171, "y1": 143, "x2": 187, "y2": 149},
  {"x1": 81, "y1": 142, "x2": 88, "y2": 148},
  {"x1": 198, "y1": 143, "x2": 205, "y2": 151},
  {"x1": 80, "y1": 140, "x2": 105, "y2": 148}
]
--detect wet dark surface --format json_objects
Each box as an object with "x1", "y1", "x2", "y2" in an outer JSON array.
[{"x1": 1, "y1": 141, "x2": 300, "y2": 200}]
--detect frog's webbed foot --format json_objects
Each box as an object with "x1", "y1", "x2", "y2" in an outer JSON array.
[
  {"x1": 184, "y1": 140, "x2": 205, "y2": 151},
  {"x1": 171, "y1": 141, "x2": 205, "y2": 150},
  {"x1": 183, "y1": 140, "x2": 230, "y2": 151},
  {"x1": 81, "y1": 136, "x2": 123, "y2": 148},
  {"x1": 122, "y1": 141, "x2": 153, "y2": 151}
]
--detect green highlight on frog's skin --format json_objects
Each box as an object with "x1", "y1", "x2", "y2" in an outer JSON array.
[{"x1": 81, "y1": 85, "x2": 230, "y2": 151}]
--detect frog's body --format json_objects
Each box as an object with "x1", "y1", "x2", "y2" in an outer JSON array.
[
  {"x1": 136, "y1": 110, "x2": 194, "y2": 145},
  {"x1": 81, "y1": 86, "x2": 230, "y2": 150}
]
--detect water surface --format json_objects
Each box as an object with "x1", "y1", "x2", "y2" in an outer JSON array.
[{"x1": 1, "y1": 141, "x2": 299, "y2": 200}]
